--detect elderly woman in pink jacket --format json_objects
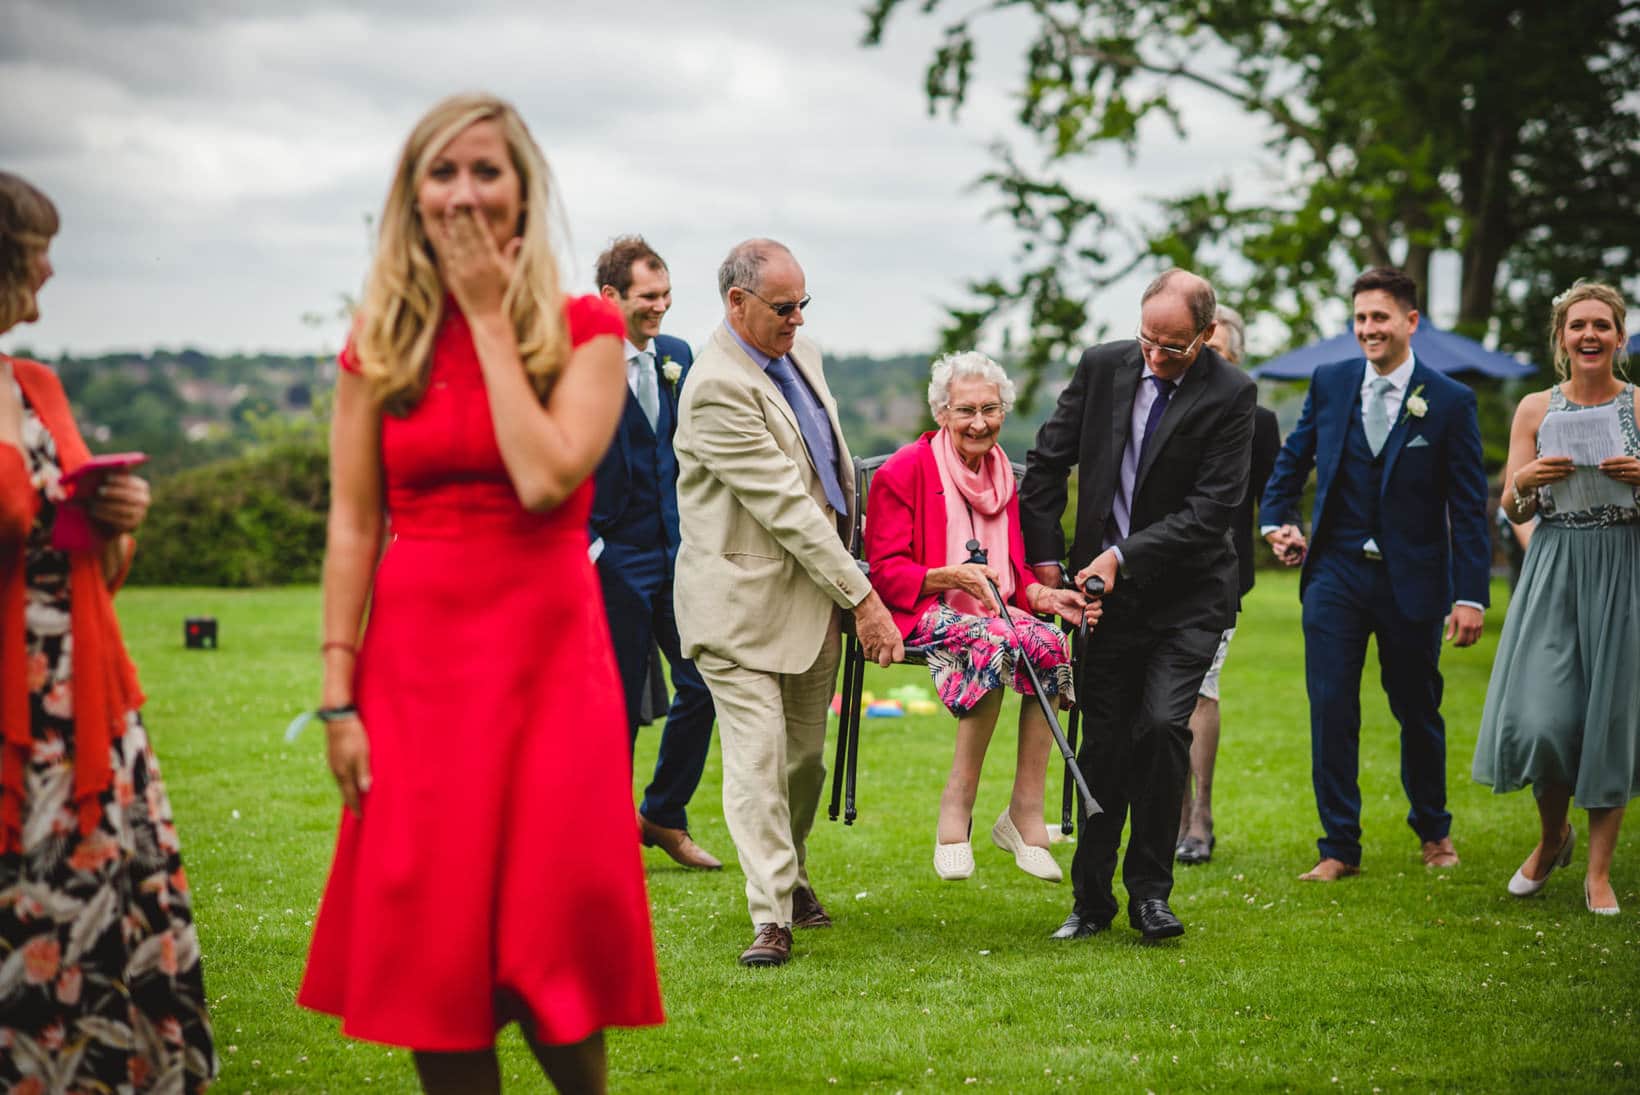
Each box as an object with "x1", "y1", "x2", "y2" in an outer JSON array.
[{"x1": 866, "y1": 351, "x2": 1094, "y2": 883}]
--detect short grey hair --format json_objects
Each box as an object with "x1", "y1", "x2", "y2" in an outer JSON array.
[
  {"x1": 1141, "y1": 268, "x2": 1217, "y2": 333},
  {"x1": 717, "y1": 237, "x2": 792, "y2": 299},
  {"x1": 1213, "y1": 304, "x2": 1246, "y2": 364},
  {"x1": 928, "y1": 351, "x2": 1016, "y2": 418}
]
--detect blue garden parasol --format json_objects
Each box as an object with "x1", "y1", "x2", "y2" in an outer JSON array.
[{"x1": 1252, "y1": 322, "x2": 1538, "y2": 380}]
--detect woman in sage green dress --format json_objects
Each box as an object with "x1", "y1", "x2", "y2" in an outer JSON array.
[{"x1": 1475, "y1": 280, "x2": 1640, "y2": 916}]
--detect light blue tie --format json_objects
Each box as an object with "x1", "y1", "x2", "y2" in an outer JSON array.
[
  {"x1": 633, "y1": 350, "x2": 659, "y2": 431},
  {"x1": 1364, "y1": 376, "x2": 1392, "y2": 456}
]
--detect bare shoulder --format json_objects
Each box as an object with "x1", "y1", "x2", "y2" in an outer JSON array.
[{"x1": 1513, "y1": 387, "x2": 1552, "y2": 429}]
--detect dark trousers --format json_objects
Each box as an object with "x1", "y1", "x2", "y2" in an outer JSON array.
[
  {"x1": 1302, "y1": 549, "x2": 1450, "y2": 866},
  {"x1": 1071, "y1": 592, "x2": 1220, "y2": 925},
  {"x1": 597, "y1": 543, "x2": 716, "y2": 831}
]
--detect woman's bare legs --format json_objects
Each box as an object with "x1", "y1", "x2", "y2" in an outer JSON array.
[
  {"x1": 1516, "y1": 782, "x2": 1572, "y2": 881},
  {"x1": 1178, "y1": 695, "x2": 1220, "y2": 846},
  {"x1": 413, "y1": 1050, "x2": 500, "y2": 1095},
  {"x1": 1008, "y1": 700, "x2": 1055, "y2": 848},
  {"x1": 1585, "y1": 806, "x2": 1625, "y2": 910},
  {"x1": 938, "y1": 689, "x2": 1003, "y2": 843}
]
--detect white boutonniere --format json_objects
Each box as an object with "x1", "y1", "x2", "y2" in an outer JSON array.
[
  {"x1": 660, "y1": 357, "x2": 683, "y2": 389},
  {"x1": 1402, "y1": 385, "x2": 1428, "y2": 423}
]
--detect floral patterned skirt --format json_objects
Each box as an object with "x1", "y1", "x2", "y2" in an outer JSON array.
[
  {"x1": 908, "y1": 602, "x2": 1075, "y2": 716},
  {"x1": 0, "y1": 390, "x2": 215, "y2": 1092}
]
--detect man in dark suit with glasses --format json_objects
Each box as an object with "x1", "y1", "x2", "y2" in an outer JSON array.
[{"x1": 1023, "y1": 269, "x2": 1255, "y2": 942}]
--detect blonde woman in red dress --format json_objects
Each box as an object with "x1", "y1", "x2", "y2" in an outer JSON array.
[{"x1": 297, "y1": 94, "x2": 663, "y2": 1093}]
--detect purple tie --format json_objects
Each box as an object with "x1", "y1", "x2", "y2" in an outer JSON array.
[
  {"x1": 1138, "y1": 375, "x2": 1176, "y2": 466},
  {"x1": 765, "y1": 354, "x2": 849, "y2": 514}
]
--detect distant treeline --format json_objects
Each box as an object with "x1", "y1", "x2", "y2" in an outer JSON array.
[{"x1": 7, "y1": 345, "x2": 331, "y2": 477}]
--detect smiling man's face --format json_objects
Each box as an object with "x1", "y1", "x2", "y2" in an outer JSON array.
[{"x1": 1353, "y1": 288, "x2": 1419, "y2": 373}]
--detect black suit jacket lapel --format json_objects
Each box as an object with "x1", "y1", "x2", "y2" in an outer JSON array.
[{"x1": 1135, "y1": 359, "x2": 1207, "y2": 495}]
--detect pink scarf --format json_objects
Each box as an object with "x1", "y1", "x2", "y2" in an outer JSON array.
[{"x1": 932, "y1": 428, "x2": 1015, "y2": 618}]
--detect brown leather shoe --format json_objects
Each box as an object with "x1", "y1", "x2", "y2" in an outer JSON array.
[
  {"x1": 738, "y1": 923, "x2": 792, "y2": 967},
  {"x1": 1421, "y1": 836, "x2": 1459, "y2": 868},
  {"x1": 1298, "y1": 857, "x2": 1361, "y2": 882},
  {"x1": 791, "y1": 885, "x2": 832, "y2": 928},
  {"x1": 639, "y1": 815, "x2": 723, "y2": 870}
]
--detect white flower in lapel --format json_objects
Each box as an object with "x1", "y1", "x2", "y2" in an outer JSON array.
[
  {"x1": 1401, "y1": 384, "x2": 1428, "y2": 424},
  {"x1": 660, "y1": 357, "x2": 682, "y2": 389}
]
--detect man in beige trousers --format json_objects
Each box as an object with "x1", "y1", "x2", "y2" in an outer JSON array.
[{"x1": 673, "y1": 238, "x2": 902, "y2": 967}]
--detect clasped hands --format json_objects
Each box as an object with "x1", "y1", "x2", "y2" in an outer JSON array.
[{"x1": 1264, "y1": 525, "x2": 1307, "y2": 566}]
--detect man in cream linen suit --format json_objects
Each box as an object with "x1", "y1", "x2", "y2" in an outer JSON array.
[{"x1": 674, "y1": 238, "x2": 903, "y2": 967}]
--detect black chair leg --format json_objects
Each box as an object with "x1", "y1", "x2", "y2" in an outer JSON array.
[
  {"x1": 829, "y1": 636, "x2": 862, "y2": 821},
  {"x1": 842, "y1": 643, "x2": 865, "y2": 823}
]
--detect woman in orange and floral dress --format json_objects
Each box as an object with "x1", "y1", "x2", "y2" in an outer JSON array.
[{"x1": 0, "y1": 172, "x2": 216, "y2": 1091}]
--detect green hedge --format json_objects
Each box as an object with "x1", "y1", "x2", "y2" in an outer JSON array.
[{"x1": 128, "y1": 437, "x2": 329, "y2": 586}]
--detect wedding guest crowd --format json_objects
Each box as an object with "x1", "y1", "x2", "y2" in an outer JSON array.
[{"x1": 7, "y1": 85, "x2": 1635, "y2": 1095}]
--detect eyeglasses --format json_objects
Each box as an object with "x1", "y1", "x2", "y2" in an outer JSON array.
[
  {"x1": 947, "y1": 402, "x2": 1005, "y2": 422},
  {"x1": 1136, "y1": 328, "x2": 1207, "y2": 359},
  {"x1": 740, "y1": 286, "x2": 811, "y2": 318}
]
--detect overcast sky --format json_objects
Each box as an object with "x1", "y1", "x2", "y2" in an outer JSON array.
[{"x1": 2, "y1": 0, "x2": 1286, "y2": 363}]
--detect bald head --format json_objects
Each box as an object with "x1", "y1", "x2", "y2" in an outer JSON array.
[
  {"x1": 1137, "y1": 269, "x2": 1218, "y2": 381},
  {"x1": 1141, "y1": 269, "x2": 1217, "y2": 331}
]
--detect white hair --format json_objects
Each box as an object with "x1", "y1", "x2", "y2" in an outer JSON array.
[
  {"x1": 1214, "y1": 304, "x2": 1246, "y2": 364},
  {"x1": 927, "y1": 350, "x2": 1016, "y2": 418}
]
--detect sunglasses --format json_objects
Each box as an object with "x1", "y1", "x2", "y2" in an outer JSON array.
[{"x1": 740, "y1": 287, "x2": 812, "y2": 318}]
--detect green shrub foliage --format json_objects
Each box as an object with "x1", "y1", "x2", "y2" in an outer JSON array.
[{"x1": 129, "y1": 436, "x2": 329, "y2": 586}]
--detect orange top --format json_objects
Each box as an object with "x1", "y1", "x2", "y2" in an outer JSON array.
[{"x1": 0, "y1": 356, "x2": 144, "y2": 853}]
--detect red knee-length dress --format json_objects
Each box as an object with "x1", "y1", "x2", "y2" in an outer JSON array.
[{"x1": 297, "y1": 295, "x2": 664, "y2": 1051}]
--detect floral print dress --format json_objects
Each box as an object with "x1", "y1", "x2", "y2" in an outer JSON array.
[{"x1": 0, "y1": 388, "x2": 215, "y2": 1093}]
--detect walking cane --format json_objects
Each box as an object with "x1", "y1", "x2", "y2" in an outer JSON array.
[
  {"x1": 964, "y1": 540, "x2": 1102, "y2": 820},
  {"x1": 1060, "y1": 572, "x2": 1104, "y2": 833}
]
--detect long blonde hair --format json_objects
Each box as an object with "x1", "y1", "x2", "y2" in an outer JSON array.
[
  {"x1": 355, "y1": 92, "x2": 568, "y2": 414},
  {"x1": 1549, "y1": 280, "x2": 1628, "y2": 381}
]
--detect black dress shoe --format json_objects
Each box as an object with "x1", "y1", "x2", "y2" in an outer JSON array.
[
  {"x1": 1050, "y1": 910, "x2": 1108, "y2": 939},
  {"x1": 1129, "y1": 898, "x2": 1184, "y2": 941}
]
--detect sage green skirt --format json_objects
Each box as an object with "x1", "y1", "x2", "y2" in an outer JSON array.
[{"x1": 1473, "y1": 520, "x2": 1640, "y2": 808}]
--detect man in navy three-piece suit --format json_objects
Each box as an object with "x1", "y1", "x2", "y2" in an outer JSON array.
[
  {"x1": 591, "y1": 236, "x2": 721, "y2": 870},
  {"x1": 1260, "y1": 267, "x2": 1490, "y2": 882}
]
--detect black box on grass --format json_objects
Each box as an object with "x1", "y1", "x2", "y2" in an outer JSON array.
[{"x1": 184, "y1": 617, "x2": 218, "y2": 649}]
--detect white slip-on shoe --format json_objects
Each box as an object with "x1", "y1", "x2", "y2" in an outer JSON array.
[
  {"x1": 1585, "y1": 877, "x2": 1620, "y2": 917},
  {"x1": 934, "y1": 839, "x2": 975, "y2": 880},
  {"x1": 1507, "y1": 824, "x2": 1575, "y2": 897},
  {"x1": 991, "y1": 809, "x2": 1062, "y2": 882}
]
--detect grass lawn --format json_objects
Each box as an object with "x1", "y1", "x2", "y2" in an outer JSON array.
[{"x1": 118, "y1": 571, "x2": 1637, "y2": 1093}]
